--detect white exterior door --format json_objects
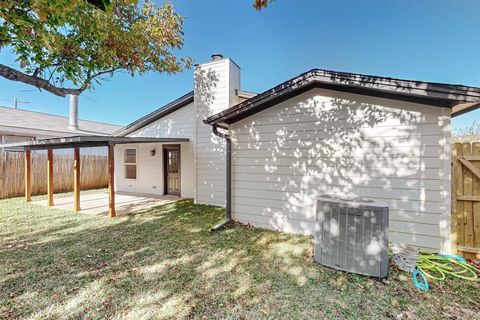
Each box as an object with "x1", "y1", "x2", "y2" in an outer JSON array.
[{"x1": 164, "y1": 146, "x2": 181, "y2": 196}]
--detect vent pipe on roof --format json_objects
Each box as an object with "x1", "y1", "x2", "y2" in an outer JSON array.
[
  {"x1": 211, "y1": 53, "x2": 223, "y2": 61},
  {"x1": 68, "y1": 94, "x2": 79, "y2": 130}
]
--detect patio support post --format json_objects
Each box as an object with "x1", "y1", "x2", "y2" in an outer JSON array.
[
  {"x1": 24, "y1": 149, "x2": 31, "y2": 202},
  {"x1": 47, "y1": 149, "x2": 54, "y2": 206},
  {"x1": 108, "y1": 144, "x2": 116, "y2": 218},
  {"x1": 73, "y1": 147, "x2": 81, "y2": 211}
]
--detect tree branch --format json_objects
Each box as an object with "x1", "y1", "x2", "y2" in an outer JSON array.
[
  {"x1": 80, "y1": 68, "x2": 119, "y2": 90},
  {"x1": 0, "y1": 63, "x2": 115, "y2": 97}
]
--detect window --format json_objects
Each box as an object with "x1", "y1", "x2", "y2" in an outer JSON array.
[{"x1": 124, "y1": 149, "x2": 137, "y2": 179}]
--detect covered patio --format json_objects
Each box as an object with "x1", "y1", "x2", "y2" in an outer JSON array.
[
  {"x1": 5, "y1": 135, "x2": 189, "y2": 217},
  {"x1": 32, "y1": 190, "x2": 183, "y2": 216}
]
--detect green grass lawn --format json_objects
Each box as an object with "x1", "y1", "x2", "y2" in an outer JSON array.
[{"x1": 0, "y1": 194, "x2": 479, "y2": 319}]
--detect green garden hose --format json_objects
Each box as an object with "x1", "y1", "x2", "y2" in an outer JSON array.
[
  {"x1": 416, "y1": 253, "x2": 479, "y2": 282},
  {"x1": 390, "y1": 245, "x2": 480, "y2": 291}
]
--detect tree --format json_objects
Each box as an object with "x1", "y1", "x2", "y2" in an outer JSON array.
[
  {"x1": 453, "y1": 121, "x2": 480, "y2": 142},
  {"x1": 0, "y1": 0, "x2": 274, "y2": 98},
  {"x1": 252, "y1": 0, "x2": 275, "y2": 10},
  {"x1": 0, "y1": 0, "x2": 191, "y2": 97}
]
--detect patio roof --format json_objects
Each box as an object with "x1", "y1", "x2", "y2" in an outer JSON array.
[{"x1": 3, "y1": 135, "x2": 189, "y2": 150}]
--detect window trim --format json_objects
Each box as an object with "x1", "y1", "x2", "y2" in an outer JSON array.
[{"x1": 123, "y1": 147, "x2": 138, "y2": 180}]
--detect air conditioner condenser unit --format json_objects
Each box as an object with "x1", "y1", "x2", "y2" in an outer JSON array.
[{"x1": 314, "y1": 195, "x2": 389, "y2": 279}]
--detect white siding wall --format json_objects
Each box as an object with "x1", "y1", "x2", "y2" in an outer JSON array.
[
  {"x1": 129, "y1": 103, "x2": 195, "y2": 140},
  {"x1": 194, "y1": 59, "x2": 240, "y2": 206},
  {"x1": 115, "y1": 143, "x2": 163, "y2": 195},
  {"x1": 114, "y1": 142, "x2": 193, "y2": 197},
  {"x1": 114, "y1": 103, "x2": 195, "y2": 198},
  {"x1": 230, "y1": 88, "x2": 451, "y2": 252}
]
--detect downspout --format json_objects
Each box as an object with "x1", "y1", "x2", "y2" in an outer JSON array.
[{"x1": 210, "y1": 124, "x2": 232, "y2": 232}]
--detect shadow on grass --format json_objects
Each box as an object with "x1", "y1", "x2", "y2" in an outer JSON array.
[{"x1": 0, "y1": 199, "x2": 478, "y2": 319}]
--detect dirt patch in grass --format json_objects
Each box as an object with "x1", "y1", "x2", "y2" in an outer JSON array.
[{"x1": 0, "y1": 196, "x2": 479, "y2": 319}]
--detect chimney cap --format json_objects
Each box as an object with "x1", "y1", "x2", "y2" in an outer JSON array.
[{"x1": 211, "y1": 53, "x2": 224, "y2": 61}]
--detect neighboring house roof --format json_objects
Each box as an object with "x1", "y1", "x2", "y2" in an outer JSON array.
[
  {"x1": 114, "y1": 91, "x2": 194, "y2": 137},
  {"x1": 205, "y1": 68, "x2": 480, "y2": 125},
  {"x1": 0, "y1": 106, "x2": 122, "y2": 136}
]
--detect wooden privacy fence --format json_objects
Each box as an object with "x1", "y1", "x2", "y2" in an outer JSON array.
[
  {"x1": 452, "y1": 142, "x2": 480, "y2": 260},
  {"x1": 0, "y1": 151, "x2": 108, "y2": 199}
]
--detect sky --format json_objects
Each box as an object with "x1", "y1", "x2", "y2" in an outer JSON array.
[{"x1": 1, "y1": 0, "x2": 479, "y2": 132}]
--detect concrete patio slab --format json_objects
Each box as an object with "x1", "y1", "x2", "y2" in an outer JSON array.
[{"x1": 32, "y1": 191, "x2": 184, "y2": 216}]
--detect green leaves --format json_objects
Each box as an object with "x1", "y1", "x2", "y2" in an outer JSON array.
[
  {"x1": 0, "y1": 0, "x2": 274, "y2": 97},
  {"x1": 0, "y1": 0, "x2": 190, "y2": 97}
]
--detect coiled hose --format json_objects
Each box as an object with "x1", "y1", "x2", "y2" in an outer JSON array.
[
  {"x1": 412, "y1": 253, "x2": 479, "y2": 291},
  {"x1": 389, "y1": 247, "x2": 480, "y2": 291},
  {"x1": 416, "y1": 253, "x2": 479, "y2": 282}
]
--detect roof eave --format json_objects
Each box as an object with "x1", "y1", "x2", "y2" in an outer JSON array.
[
  {"x1": 452, "y1": 102, "x2": 480, "y2": 117},
  {"x1": 206, "y1": 70, "x2": 480, "y2": 125}
]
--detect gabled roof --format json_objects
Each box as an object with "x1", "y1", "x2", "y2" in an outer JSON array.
[
  {"x1": 205, "y1": 69, "x2": 480, "y2": 125},
  {"x1": 0, "y1": 106, "x2": 122, "y2": 135},
  {"x1": 114, "y1": 91, "x2": 194, "y2": 137}
]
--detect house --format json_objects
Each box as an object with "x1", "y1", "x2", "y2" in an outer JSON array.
[
  {"x1": 0, "y1": 102, "x2": 121, "y2": 146},
  {"x1": 8, "y1": 54, "x2": 480, "y2": 253},
  {"x1": 112, "y1": 55, "x2": 256, "y2": 201},
  {"x1": 111, "y1": 54, "x2": 480, "y2": 253}
]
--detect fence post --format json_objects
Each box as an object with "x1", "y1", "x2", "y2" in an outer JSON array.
[
  {"x1": 74, "y1": 147, "x2": 81, "y2": 211},
  {"x1": 47, "y1": 149, "x2": 54, "y2": 206},
  {"x1": 25, "y1": 150, "x2": 32, "y2": 202},
  {"x1": 108, "y1": 145, "x2": 116, "y2": 218},
  {"x1": 0, "y1": 149, "x2": 4, "y2": 199}
]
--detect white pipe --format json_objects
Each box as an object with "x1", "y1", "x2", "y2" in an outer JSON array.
[{"x1": 68, "y1": 94, "x2": 79, "y2": 130}]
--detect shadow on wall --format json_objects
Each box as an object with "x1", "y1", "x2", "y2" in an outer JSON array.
[
  {"x1": 132, "y1": 118, "x2": 188, "y2": 138},
  {"x1": 130, "y1": 104, "x2": 195, "y2": 138},
  {"x1": 194, "y1": 67, "x2": 219, "y2": 117},
  {"x1": 232, "y1": 88, "x2": 450, "y2": 250},
  {"x1": 194, "y1": 67, "x2": 228, "y2": 203}
]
